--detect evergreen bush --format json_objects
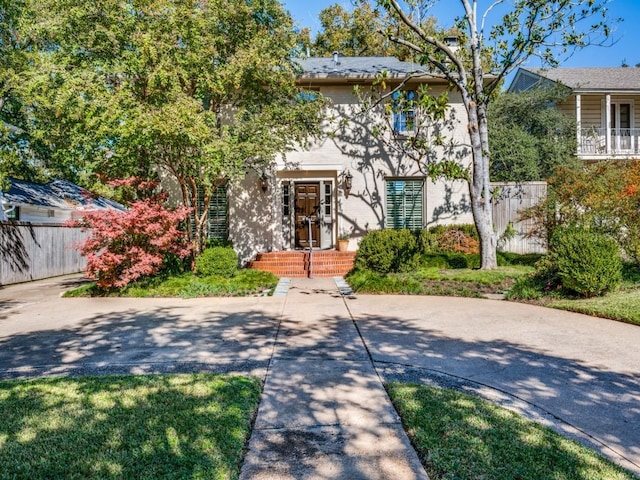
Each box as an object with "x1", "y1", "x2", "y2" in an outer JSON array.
[
  {"x1": 550, "y1": 226, "x2": 622, "y2": 297},
  {"x1": 194, "y1": 246, "x2": 238, "y2": 278},
  {"x1": 355, "y1": 229, "x2": 419, "y2": 274}
]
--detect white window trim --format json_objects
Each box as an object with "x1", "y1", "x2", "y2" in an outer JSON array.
[{"x1": 600, "y1": 98, "x2": 635, "y2": 130}]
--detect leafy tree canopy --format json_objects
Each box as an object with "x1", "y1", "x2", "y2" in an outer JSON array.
[
  {"x1": 311, "y1": 2, "x2": 448, "y2": 60},
  {"x1": 2, "y1": 0, "x2": 325, "y2": 252},
  {"x1": 489, "y1": 87, "x2": 580, "y2": 182}
]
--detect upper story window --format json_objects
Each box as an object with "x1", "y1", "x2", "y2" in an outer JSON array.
[
  {"x1": 392, "y1": 90, "x2": 416, "y2": 135},
  {"x1": 297, "y1": 87, "x2": 320, "y2": 103},
  {"x1": 6, "y1": 206, "x2": 19, "y2": 221}
]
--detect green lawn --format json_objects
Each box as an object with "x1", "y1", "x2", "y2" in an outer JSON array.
[
  {"x1": 548, "y1": 290, "x2": 640, "y2": 326},
  {"x1": 347, "y1": 266, "x2": 533, "y2": 297},
  {"x1": 0, "y1": 374, "x2": 261, "y2": 479},
  {"x1": 64, "y1": 269, "x2": 278, "y2": 298},
  {"x1": 508, "y1": 262, "x2": 640, "y2": 326},
  {"x1": 387, "y1": 383, "x2": 636, "y2": 480}
]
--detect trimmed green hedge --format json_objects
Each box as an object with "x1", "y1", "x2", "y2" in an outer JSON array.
[
  {"x1": 551, "y1": 226, "x2": 622, "y2": 297},
  {"x1": 355, "y1": 229, "x2": 419, "y2": 274},
  {"x1": 194, "y1": 246, "x2": 238, "y2": 278}
]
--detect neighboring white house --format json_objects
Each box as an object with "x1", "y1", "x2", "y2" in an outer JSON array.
[
  {"x1": 0, "y1": 177, "x2": 125, "y2": 223},
  {"x1": 509, "y1": 67, "x2": 640, "y2": 161},
  {"x1": 213, "y1": 56, "x2": 475, "y2": 265}
]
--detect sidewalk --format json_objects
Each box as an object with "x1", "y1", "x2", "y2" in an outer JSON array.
[{"x1": 239, "y1": 277, "x2": 429, "y2": 480}]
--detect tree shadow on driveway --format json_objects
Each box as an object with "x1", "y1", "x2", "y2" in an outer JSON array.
[{"x1": 0, "y1": 305, "x2": 279, "y2": 379}]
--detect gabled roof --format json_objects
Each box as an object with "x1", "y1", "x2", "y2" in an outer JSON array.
[
  {"x1": 509, "y1": 67, "x2": 640, "y2": 93},
  {"x1": 1, "y1": 177, "x2": 125, "y2": 211}
]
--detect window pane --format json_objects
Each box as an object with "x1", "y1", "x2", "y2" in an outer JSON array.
[
  {"x1": 392, "y1": 90, "x2": 416, "y2": 134},
  {"x1": 208, "y1": 182, "x2": 228, "y2": 241},
  {"x1": 324, "y1": 183, "x2": 331, "y2": 216},
  {"x1": 620, "y1": 103, "x2": 631, "y2": 129}
]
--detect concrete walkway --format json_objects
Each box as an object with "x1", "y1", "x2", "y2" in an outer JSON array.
[
  {"x1": 239, "y1": 278, "x2": 428, "y2": 479},
  {"x1": 1, "y1": 274, "x2": 639, "y2": 477}
]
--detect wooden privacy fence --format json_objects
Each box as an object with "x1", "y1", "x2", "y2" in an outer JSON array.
[
  {"x1": 491, "y1": 182, "x2": 547, "y2": 255},
  {"x1": 0, "y1": 222, "x2": 89, "y2": 286}
]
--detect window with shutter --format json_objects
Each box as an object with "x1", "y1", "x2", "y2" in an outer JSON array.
[
  {"x1": 193, "y1": 182, "x2": 229, "y2": 242},
  {"x1": 385, "y1": 179, "x2": 424, "y2": 230},
  {"x1": 207, "y1": 182, "x2": 228, "y2": 241}
]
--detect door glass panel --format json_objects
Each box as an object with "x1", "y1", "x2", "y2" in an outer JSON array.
[
  {"x1": 620, "y1": 103, "x2": 631, "y2": 129},
  {"x1": 295, "y1": 183, "x2": 320, "y2": 249}
]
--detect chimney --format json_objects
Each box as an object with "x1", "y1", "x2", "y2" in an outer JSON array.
[
  {"x1": 443, "y1": 36, "x2": 460, "y2": 54},
  {"x1": 333, "y1": 51, "x2": 340, "y2": 65}
]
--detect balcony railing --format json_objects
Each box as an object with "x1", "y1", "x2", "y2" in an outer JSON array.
[{"x1": 579, "y1": 127, "x2": 640, "y2": 156}]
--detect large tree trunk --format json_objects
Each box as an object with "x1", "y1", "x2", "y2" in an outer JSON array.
[{"x1": 467, "y1": 102, "x2": 498, "y2": 269}]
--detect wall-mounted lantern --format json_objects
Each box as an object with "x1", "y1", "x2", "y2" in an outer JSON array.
[
  {"x1": 260, "y1": 174, "x2": 268, "y2": 193},
  {"x1": 343, "y1": 170, "x2": 353, "y2": 197}
]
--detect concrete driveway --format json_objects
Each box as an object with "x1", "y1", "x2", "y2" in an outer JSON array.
[{"x1": 0, "y1": 274, "x2": 639, "y2": 477}]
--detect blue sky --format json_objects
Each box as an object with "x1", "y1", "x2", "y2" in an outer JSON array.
[{"x1": 282, "y1": 0, "x2": 640, "y2": 68}]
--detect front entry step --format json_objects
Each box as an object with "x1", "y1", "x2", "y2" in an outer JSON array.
[{"x1": 249, "y1": 251, "x2": 356, "y2": 278}]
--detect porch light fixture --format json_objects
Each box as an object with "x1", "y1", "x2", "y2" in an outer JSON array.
[
  {"x1": 343, "y1": 170, "x2": 353, "y2": 197},
  {"x1": 259, "y1": 174, "x2": 268, "y2": 193}
]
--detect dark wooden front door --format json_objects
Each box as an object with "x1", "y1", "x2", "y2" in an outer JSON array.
[{"x1": 295, "y1": 183, "x2": 320, "y2": 249}]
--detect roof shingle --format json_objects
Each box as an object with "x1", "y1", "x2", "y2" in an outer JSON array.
[
  {"x1": 296, "y1": 56, "x2": 423, "y2": 78},
  {"x1": 523, "y1": 67, "x2": 640, "y2": 92}
]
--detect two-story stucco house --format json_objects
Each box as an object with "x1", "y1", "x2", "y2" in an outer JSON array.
[
  {"x1": 199, "y1": 56, "x2": 475, "y2": 276},
  {"x1": 509, "y1": 67, "x2": 640, "y2": 161},
  {"x1": 180, "y1": 55, "x2": 473, "y2": 276}
]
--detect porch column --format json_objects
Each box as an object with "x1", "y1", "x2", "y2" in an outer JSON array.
[
  {"x1": 605, "y1": 94, "x2": 612, "y2": 154},
  {"x1": 575, "y1": 94, "x2": 581, "y2": 154}
]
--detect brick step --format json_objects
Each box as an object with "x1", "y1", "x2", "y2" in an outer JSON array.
[{"x1": 250, "y1": 250, "x2": 356, "y2": 278}]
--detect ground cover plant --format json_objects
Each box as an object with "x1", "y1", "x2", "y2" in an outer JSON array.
[
  {"x1": 347, "y1": 265, "x2": 532, "y2": 297},
  {"x1": 64, "y1": 269, "x2": 278, "y2": 298},
  {"x1": 349, "y1": 226, "x2": 536, "y2": 297},
  {"x1": 0, "y1": 374, "x2": 261, "y2": 480},
  {"x1": 65, "y1": 241, "x2": 278, "y2": 298},
  {"x1": 387, "y1": 383, "x2": 636, "y2": 480}
]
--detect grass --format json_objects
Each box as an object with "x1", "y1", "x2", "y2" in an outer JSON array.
[
  {"x1": 64, "y1": 269, "x2": 279, "y2": 298},
  {"x1": 387, "y1": 383, "x2": 636, "y2": 480},
  {"x1": 347, "y1": 265, "x2": 533, "y2": 297},
  {"x1": 0, "y1": 374, "x2": 261, "y2": 479},
  {"x1": 508, "y1": 262, "x2": 640, "y2": 326},
  {"x1": 547, "y1": 290, "x2": 640, "y2": 326}
]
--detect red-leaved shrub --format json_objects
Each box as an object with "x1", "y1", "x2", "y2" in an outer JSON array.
[
  {"x1": 438, "y1": 229, "x2": 479, "y2": 254},
  {"x1": 69, "y1": 182, "x2": 192, "y2": 289}
]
